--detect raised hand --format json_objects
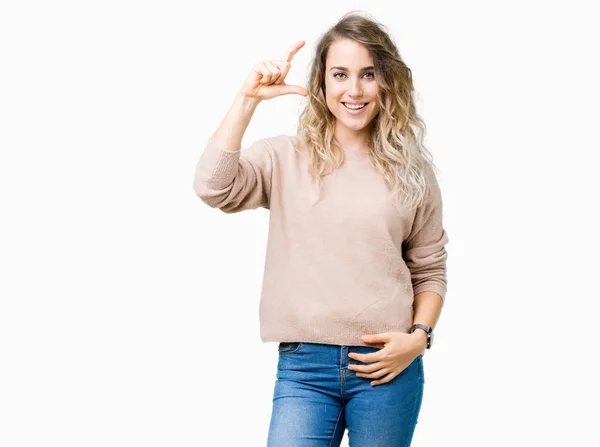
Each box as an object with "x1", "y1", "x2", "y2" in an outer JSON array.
[{"x1": 239, "y1": 40, "x2": 309, "y2": 101}]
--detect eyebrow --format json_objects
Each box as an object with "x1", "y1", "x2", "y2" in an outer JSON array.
[{"x1": 329, "y1": 66, "x2": 375, "y2": 71}]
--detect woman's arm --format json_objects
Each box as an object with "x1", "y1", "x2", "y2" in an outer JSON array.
[
  {"x1": 192, "y1": 91, "x2": 275, "y2": 213},
  {"x1": 193, "y1": 42, "x2": 307, "y2": 213},
  {"x1": 410, "y1": 291, "x2": 443, "y2": 351},
  {"x1": 402, "y1": 166, "x2": 449, "y2": 301},
  {"x1": 211, "y1": 92, "x2": 261, "y2": 153},
  {"x1": 403, "y1": 166, "x2": 449, "y2": 350}
]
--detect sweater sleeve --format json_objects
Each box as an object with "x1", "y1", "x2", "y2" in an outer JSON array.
[
  {"x1": 192, "y1": 136, "x2": 274, "y2": 213},
  {"x1": 401, "y1": 166, "x2": 450, "y2": 302}
]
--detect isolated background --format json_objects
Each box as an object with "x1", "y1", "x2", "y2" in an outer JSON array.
[{"x1": 1, "y1": 0, "x2": 599, "y2": 445}]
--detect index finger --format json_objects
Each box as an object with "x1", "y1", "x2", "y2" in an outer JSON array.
[
  {"x1": 349, "y1": 349, "x2": 386, "y2": 363},
  {"x1": 283, "y1": 40, "x2": 305, "y2": 63}
]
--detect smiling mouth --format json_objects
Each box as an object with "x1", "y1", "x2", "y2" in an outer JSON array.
[{"x1": 342, "y1": 102, "x2": 368, "y2": 110}]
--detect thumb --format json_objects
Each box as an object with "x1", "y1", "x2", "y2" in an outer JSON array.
[{"x1": 278, "y1": 84, "x2": 308, "y2": 97}]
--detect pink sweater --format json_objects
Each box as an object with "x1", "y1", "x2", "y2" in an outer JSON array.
[{"x1": 193, "y1": 134, "x2": 449, "y2": 347}]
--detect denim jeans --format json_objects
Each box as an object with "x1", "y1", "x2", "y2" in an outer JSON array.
[{"x1": 267, "y1": 341, "x2": 424, "y2": 447}]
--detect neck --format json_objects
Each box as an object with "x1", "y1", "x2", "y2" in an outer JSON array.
[{"x1": 334, "y1": 121, "x2": 373, "y2": 153}]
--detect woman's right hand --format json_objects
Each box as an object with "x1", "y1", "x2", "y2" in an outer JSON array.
[{"x1": 239, "y1": 40, "x2": 309, "y2": 102}]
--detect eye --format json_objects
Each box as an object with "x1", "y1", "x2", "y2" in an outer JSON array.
[{"x1": 332, "y1": 72, "x2": 375, "y2": 80}]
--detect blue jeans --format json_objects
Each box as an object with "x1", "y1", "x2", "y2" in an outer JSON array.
[{"x1": 267, "y1": 342, "x2": 424, "y2": 447}]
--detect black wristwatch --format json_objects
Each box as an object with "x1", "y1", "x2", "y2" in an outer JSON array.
[{"x1": 410, "y1": 323, "x2": 433, "y2": 349}]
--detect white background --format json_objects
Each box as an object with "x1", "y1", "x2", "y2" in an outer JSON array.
[{"x1": 1, "y1": 0, "x2": 599, "y2": 446}]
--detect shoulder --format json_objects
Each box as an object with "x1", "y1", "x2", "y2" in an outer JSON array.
[
  {"x1": 237, "y1": 134, "x2": 299, "y2": 158},
  {"x1": 259, "y1": 134, "x2": 303, "y2": 150},
  {"x1": 421, "y1": 159, "x2": 439, "y2": 183},
  {"x1": 421, "y1": 160, "x2": 444, "y2": 207},
  {"x1": 256, "y1": 134, "x2": 307, "y2": 158}
]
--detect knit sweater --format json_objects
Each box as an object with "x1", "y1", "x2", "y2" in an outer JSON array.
[{"x1": 193, "y1": 134, "x2": 449, "y2": 347}]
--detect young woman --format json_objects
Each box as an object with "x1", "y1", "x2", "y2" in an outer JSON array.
[{"x1": 193, "y1": 12, "x2": 449, "y2": 447}]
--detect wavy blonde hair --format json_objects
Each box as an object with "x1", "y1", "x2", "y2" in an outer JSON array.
[{"x1": 297, "y1": 11, "x2": 439, "y2": 212}]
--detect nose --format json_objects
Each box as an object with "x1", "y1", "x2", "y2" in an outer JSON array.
[{"x1": 348, "y1": 78, "x2": 363, "y2": 98}]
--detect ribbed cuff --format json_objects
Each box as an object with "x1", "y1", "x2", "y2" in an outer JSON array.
[
  {"x1": 412, "y1": 283, "x2": 446, "y2": 303},
  {"x1": 201, "y1": 137, "x2": 242, "y2": 190}
]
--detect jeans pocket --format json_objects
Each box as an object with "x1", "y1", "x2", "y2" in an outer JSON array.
[{"x1": 278, "y1": 342, "x2": 303, "y2": 355}]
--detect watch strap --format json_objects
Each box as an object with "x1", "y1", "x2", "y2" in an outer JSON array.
[{"x1": 410, "y1": 323, "x2": 433, "y2": 349}]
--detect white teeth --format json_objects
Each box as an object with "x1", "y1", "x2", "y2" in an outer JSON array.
[{"x1": 343, "y1": 103, "x2": 366, "y2": 110}]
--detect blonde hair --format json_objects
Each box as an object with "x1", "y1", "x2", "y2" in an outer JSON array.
[{"x1": 297, "y1": 11, "x2": 439, "y2": 212}]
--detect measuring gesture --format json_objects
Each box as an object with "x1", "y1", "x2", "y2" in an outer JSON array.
[{"x1": 239, "y1": 40, "x2": 309, "y2": 101}]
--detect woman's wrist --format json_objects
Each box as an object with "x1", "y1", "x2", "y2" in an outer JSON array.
[
  {"x1": 410, "y1": 329, "x2": 428, "y2": 353},
  {"x1": 235, "y1": 91, "x2": 262, "y2": 109}
]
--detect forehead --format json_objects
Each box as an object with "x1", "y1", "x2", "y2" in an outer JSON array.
[{"x1": 326, "y1": 39, "x2": 373, "y2": 68}]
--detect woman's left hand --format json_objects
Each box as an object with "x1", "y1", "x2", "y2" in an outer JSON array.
[{"x1": 347, "y1": 331, "x2": 427, "y2": 386}]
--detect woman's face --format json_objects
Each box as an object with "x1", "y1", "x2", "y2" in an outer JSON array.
[{"x1": 324, "y1": 38, "x2": 381, "y2": 137}]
